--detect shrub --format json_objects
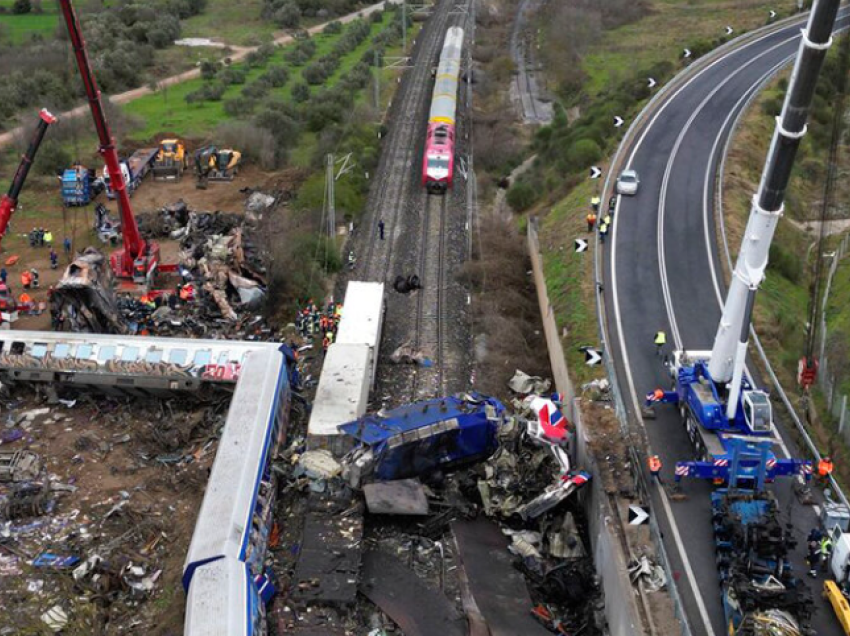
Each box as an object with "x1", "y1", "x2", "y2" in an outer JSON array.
[
  {"x1": 223, "y1": 97, "x2": 254, "y2": 117},
  {"x1": 185, "y1": 82, "x2": 226, "y2": 104},
  {"x1": 274, "y1": 3, "x2": 301, "y2": 28},
  {"x1": 506, "y1": 181, "x2": 537, "y2": 212},
  {"x1": 34, "y1": 141, "x2": 71, "y2": 176},
  {"x1": 261, "y1": 65, "x2": 289, "y2": 87},
  {"x1": 219, "y1": 66, "x2": 248, "y2": 85},
  {"x1": 324, "y1": 20, "x2": 342, "y2": 34},
  {"x1": 12, "y1": 0, "x2": 31, "y2": 14},
  {"x1": 568, "y1": 138, "x2": 602, "y2": 169},
  {"x1": 200, "y1": 60, "x2": 218, "y2": 80},
  {"x1": 768, "y1": 243, "x2": 802, "y2": 283},
  {"x1": 291, "y1": 82, "x2": 310, "y2": 102},
  {"x1": 242, "y1": 79, "x2": 272, "y2": 99},
  {"x1": 303, "y1": 62, "x2": 329, "y2": 85}
]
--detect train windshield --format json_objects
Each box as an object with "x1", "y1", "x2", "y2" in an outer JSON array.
[{"x1": 428, "y1": 158, "x2": 450, "y2": 171}]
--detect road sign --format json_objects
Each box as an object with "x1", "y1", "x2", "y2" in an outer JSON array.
[
  {"x1": 647, "y1": 77, "x2": 657, "y2": 89},
  {"x1": 584, "y1": 348, "x2": 602, "y2": 366},
  {"x1": 725, "y1": 25, "x2": 733, "y2": 35},
  {"x1": 613, "y1": 116, "x2": 624, "y2": 128},
  {"x1": 575, "y1": 238, "x2": 588, "y2": 253},
  {"x1": 589, "y1": 166, "x2": 602, "y2": 179},
  {"x1": 628, "y1": 505, "x2": 650, "y2": 526},
  {"x1": 683, "y1": 48, "x2": 692, "y2": 59},
  {"x1": 769, "y1": 9, "x2": 777, "y2": 18}
]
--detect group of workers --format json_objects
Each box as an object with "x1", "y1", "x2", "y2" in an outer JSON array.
[
  {"x1": 295, "y1": 300, "x2": 344, "y2": 353},
  {"x1": 28, "y1": 227, "x2": 53, "y2": 248},
  {"x1": 586, "y1": 195, "x2": 617, "y2": 244},
  {"x1": 807, "y1": 527, "x2": 834, "y2": 577}
]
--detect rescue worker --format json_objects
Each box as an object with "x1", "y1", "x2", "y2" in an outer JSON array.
[
  {"x1": 818, "y1": 456, "x2": 834, "y2": 480},
  {"x1": 17, "y1": 292, "x2": 32, "y2": 313},
  {"x1": 63, "y1": 237, "x2": 72, "y2": 256},
  {"x1": 347, "y1": 250, "x2": 357, "y2": 271},
  {"x1": 598, "y1": 222, "x2": 609, "y2": 244},
  {"x1": 0, "y1": 268, "x2": 6, "y2": 284},
  {"x1": 44, "y1": 230, "x2": 53, "y2": 247},
  {"x1": 29, "y1": 228, "x2": 36, "y2": 247},
  {"x1": 322, "y1": 334, "x2": 330, "y2": 354},
  {"x1": 586, "y1": 212, "x2": 597, "y2": 232},
  {"x1": 378, "y1": 219, "x2": 385, "y2": 240},
  {"x1": 608, "y1": 195, "x2": 617, "y2": 215},
  {"x1": 654, "y1": 330, "x2": 667, "y2": 356},
  {"x1": 648, "y1": 455, "x2": 662, "y2": 483},
  {"x1": 808, "y1": 539, "x2": 821, "y2": 577},
  {"x1": 49, "y1": 249, "x2": 58, "y2": 270},
  {"x1": 21, "y1": 270, "x2": 32, "y2": 290},
  {"x1": 820, "y1": 535, "x2": 833, "y2": 572},
  {"x1": 646, "y1": 388, "x2": 665, "y2": 405},
  {"x1": 326, "y1": 329, "x2": 335, "y2": 346},
  {"x1": 603, "y1": 213, "x2": 612, "y2": 228},
  {"x1": 30, "y1": 269, "x2": 39, "y2": 289},
  {"x1": 591, "y1": 196, "x2": 601, "y2": 213}
]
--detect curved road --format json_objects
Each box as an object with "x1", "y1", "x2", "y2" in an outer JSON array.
[{"x1": 604, "y1": 13, "x2": 849, "y2": 636}]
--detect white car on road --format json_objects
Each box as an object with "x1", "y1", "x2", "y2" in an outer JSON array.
[{"x1": 616, "y1": 169, "x2": 640, "y2": 196}]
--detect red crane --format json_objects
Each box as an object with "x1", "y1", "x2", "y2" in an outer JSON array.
[
  {"x1": 57, "y1": 0, "x2": 158, "y2": 282},
  {"x1": 0, "y1": 108, "x2": 57, "y2": 242}
]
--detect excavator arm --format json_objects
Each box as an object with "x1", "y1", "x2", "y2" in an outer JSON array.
[{"x1": 0, "y1": 109, "x2": 56, "y2": 243}]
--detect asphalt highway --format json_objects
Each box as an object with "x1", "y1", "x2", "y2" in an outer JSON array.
[{"x1": 604, "y1": 12, "x2": 850, "y2": 636}]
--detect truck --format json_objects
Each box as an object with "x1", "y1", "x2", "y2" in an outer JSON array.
[
  {"x1": 648, "y1": 353, "x2": 812, "y2": 486},
  {"x1": 103, "y1": 148, "x2": 158, "y2": 199}
]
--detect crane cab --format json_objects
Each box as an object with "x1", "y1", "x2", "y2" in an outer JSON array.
[{"x1": 742, "y1": 390, "x2": 772, "y2": 434}]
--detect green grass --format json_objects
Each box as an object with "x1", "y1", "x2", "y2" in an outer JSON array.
[
  {"x1": 539, "y1": 179, "x2": 605, "y2": 386},
  {"x1": 125, "y1": 12, "x2": 394, "y2": 141},
  {"x1": 181, "y1": 0, "x2": 277, "y2": 46},
  {"x1": 0, "y1": 0, "x2": 59, "y2": 46},
  {"x1": 578, "y1": 0, "x2": 789, "y2": 100}
]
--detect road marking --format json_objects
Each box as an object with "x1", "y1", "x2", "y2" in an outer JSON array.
[{"x1": 609, "y1": 22, "x2": 816, "y2": 636}]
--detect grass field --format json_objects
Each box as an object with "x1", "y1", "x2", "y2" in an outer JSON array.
[
  {"x1": 180, "y1": 0, "x2": 277, "y2": 46},
  {"x1": 0, "y1": 0, "x2": 58, "y2": 45},
  {"x1": 578, "y1": 0, "x2": 791, "y2": 99},
  {"x1": 125, "y1": 11, "x2": 395, "y2": 141}
]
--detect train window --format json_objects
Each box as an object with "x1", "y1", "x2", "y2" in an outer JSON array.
[
  {"x1": 121, "y1": 346, "x2": 140, "y2": 362},
  {"x1": 10, "y1": 342, "x2": 25, "y2": 355},
  {"x1": 53, "y1": 344, "x2": 70, "y2": 360},
  {"x1": 31, "y1": 343, "x2": 48, "y2": 358},
  {"x1": 75, "y1": 344, "x2": 93, "y2": 360},
  {"x1": 193, "y1": 350, "x2": 212, "y2": 366},
  {"x1": 428, "y1": 158, "x2": 450, "y2": 170},
  {"x1": 97, "y1": 346, "x2": 117, "y2": 362},
  {"x1": 145, "y1": 349, "x2": 163, "y2": 363},
  {"x1": 169, "y1": 349, "x2": 187, "y2": 365}
]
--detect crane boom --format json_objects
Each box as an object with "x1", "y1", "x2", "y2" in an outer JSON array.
[
  {"x1": 57, "y1": 0, "x2": 157, "y2": 281},
  {"x1": 708, "y1": 0, "x2": 841, "y2": 419},
  {"x1": 0, "y1": 109, "x2": 56, "y2": 241}
]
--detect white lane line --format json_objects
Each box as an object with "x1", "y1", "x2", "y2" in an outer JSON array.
[{"x1": 609, "y1": 24, "x2": 810, "y2": 636}]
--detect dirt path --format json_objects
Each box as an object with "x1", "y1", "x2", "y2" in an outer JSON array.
[
  {"x1": 788, "y1": 216, "x2": 850, "y2": 237},
  {"x1": 0, "y1": 1, "x2": 388, "y2": 148}
]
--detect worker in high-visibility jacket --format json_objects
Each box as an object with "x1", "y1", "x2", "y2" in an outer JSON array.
[
  {"x1": 817, "y1": 456, "x2": 834, "y2": 487},
  {"x1": 820, "y1": 535, "x2": 834, "y2": 572},
  {"x1": 648, "y1": 455, "x2": 662, "y2": 483},
  {"x1": 598, "y1": 222, "x2": 609, "y2": 244},
  {"x1": 654, "y1": 330, "x2": 667, "y2": 356},
  {"x1": 586, "y1": 213, "x2": 597, "y2": 232},
  {"x1": 591, "y1": 196, "x2": 601, "y2": 212},
  {"x1": 20, "y1": 270, "x2": 32, "y2": 289}
]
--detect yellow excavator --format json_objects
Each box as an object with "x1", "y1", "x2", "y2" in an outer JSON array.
[
  {"x1": 194, "y1": 145, "x2": 241, "y2": 189},
  {"x1": 153, "y1": 139, "x2": 188, "y2": 181}
]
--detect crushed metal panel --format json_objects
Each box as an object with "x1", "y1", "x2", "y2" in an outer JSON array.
[
  {"x1": 359, "y1": 549, "x2": 466, "y2": 636},
  {"x1": 452, "y1": 518, "x2": 552, "y2": 636}
]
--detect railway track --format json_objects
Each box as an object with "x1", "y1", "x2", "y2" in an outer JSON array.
[
  {"x1": 411, "y1": 193, "x2": 449, "y2": 399},
  {"x1": 361, "y1": 0, "x2": 453, "y2": 282}
]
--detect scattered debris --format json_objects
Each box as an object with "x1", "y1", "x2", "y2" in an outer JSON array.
[
  {"x1": 389, "y1": 342, "x2": 432, "y2": 366},
  {"x1": 628, "y1": 555, "x2": 666, "y2": 593},
  {"x1": 508, "y1": 369, "x2": 551, "y2": 395}
]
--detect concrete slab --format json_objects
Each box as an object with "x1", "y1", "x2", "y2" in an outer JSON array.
[
  {"x1": 360, "y1": 549, "x2": 466, "y2": 636},
  {"x1": 364, "y1": 479, "x2": 429, "y2": 515},
  {"x1": 452, "y1": 518, "x2": 551, "y2": 636}
]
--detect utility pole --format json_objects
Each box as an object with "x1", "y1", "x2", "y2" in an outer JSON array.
[
  {"x1": 326, "y1": 154, "x2": 335, "y2": 238},
  {"x1": 707, "y1": 0, "x2": 840, "y2": 419},
  {"x1": 402, "y1": 0, "x2": 407, "y2": 51}
]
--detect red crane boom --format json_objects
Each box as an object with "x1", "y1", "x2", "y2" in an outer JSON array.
[
  {"x1": 57, "y1": 0, "x2": 158, "y2": 281},
  {"x1": 0, "y1": 108, "x2": 56, "y2": 242}
]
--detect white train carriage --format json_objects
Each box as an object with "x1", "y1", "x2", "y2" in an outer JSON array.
[
  {"x1": 335, "y1": 281, "x2": 385, "y2": 387},
  {"x1": 428, "y1": 26, "x2": 464, "y2": 126},
  {"x1": 183, "y1": 346, "x2": 292, "y2": 634},
  {"x1": 184, "y1": 559, "x2": 265, "y2": 636}
]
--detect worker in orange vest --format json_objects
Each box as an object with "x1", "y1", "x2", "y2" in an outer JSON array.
[
  {"x1": 20, "y1": 270, "x2": 32, "y2": 289},
  {"x1": 817, "y1": 456, "x2": 834, "y2": 483},
  {"x1": 648, "y1": 455, "x2": 662, "y2": 483},
  {"x1": 586, "y1": 212, "x2": 597, "y2": 232},
  {"x1": 17, "y1": 292, "x2": 32, "y2": 313}
]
